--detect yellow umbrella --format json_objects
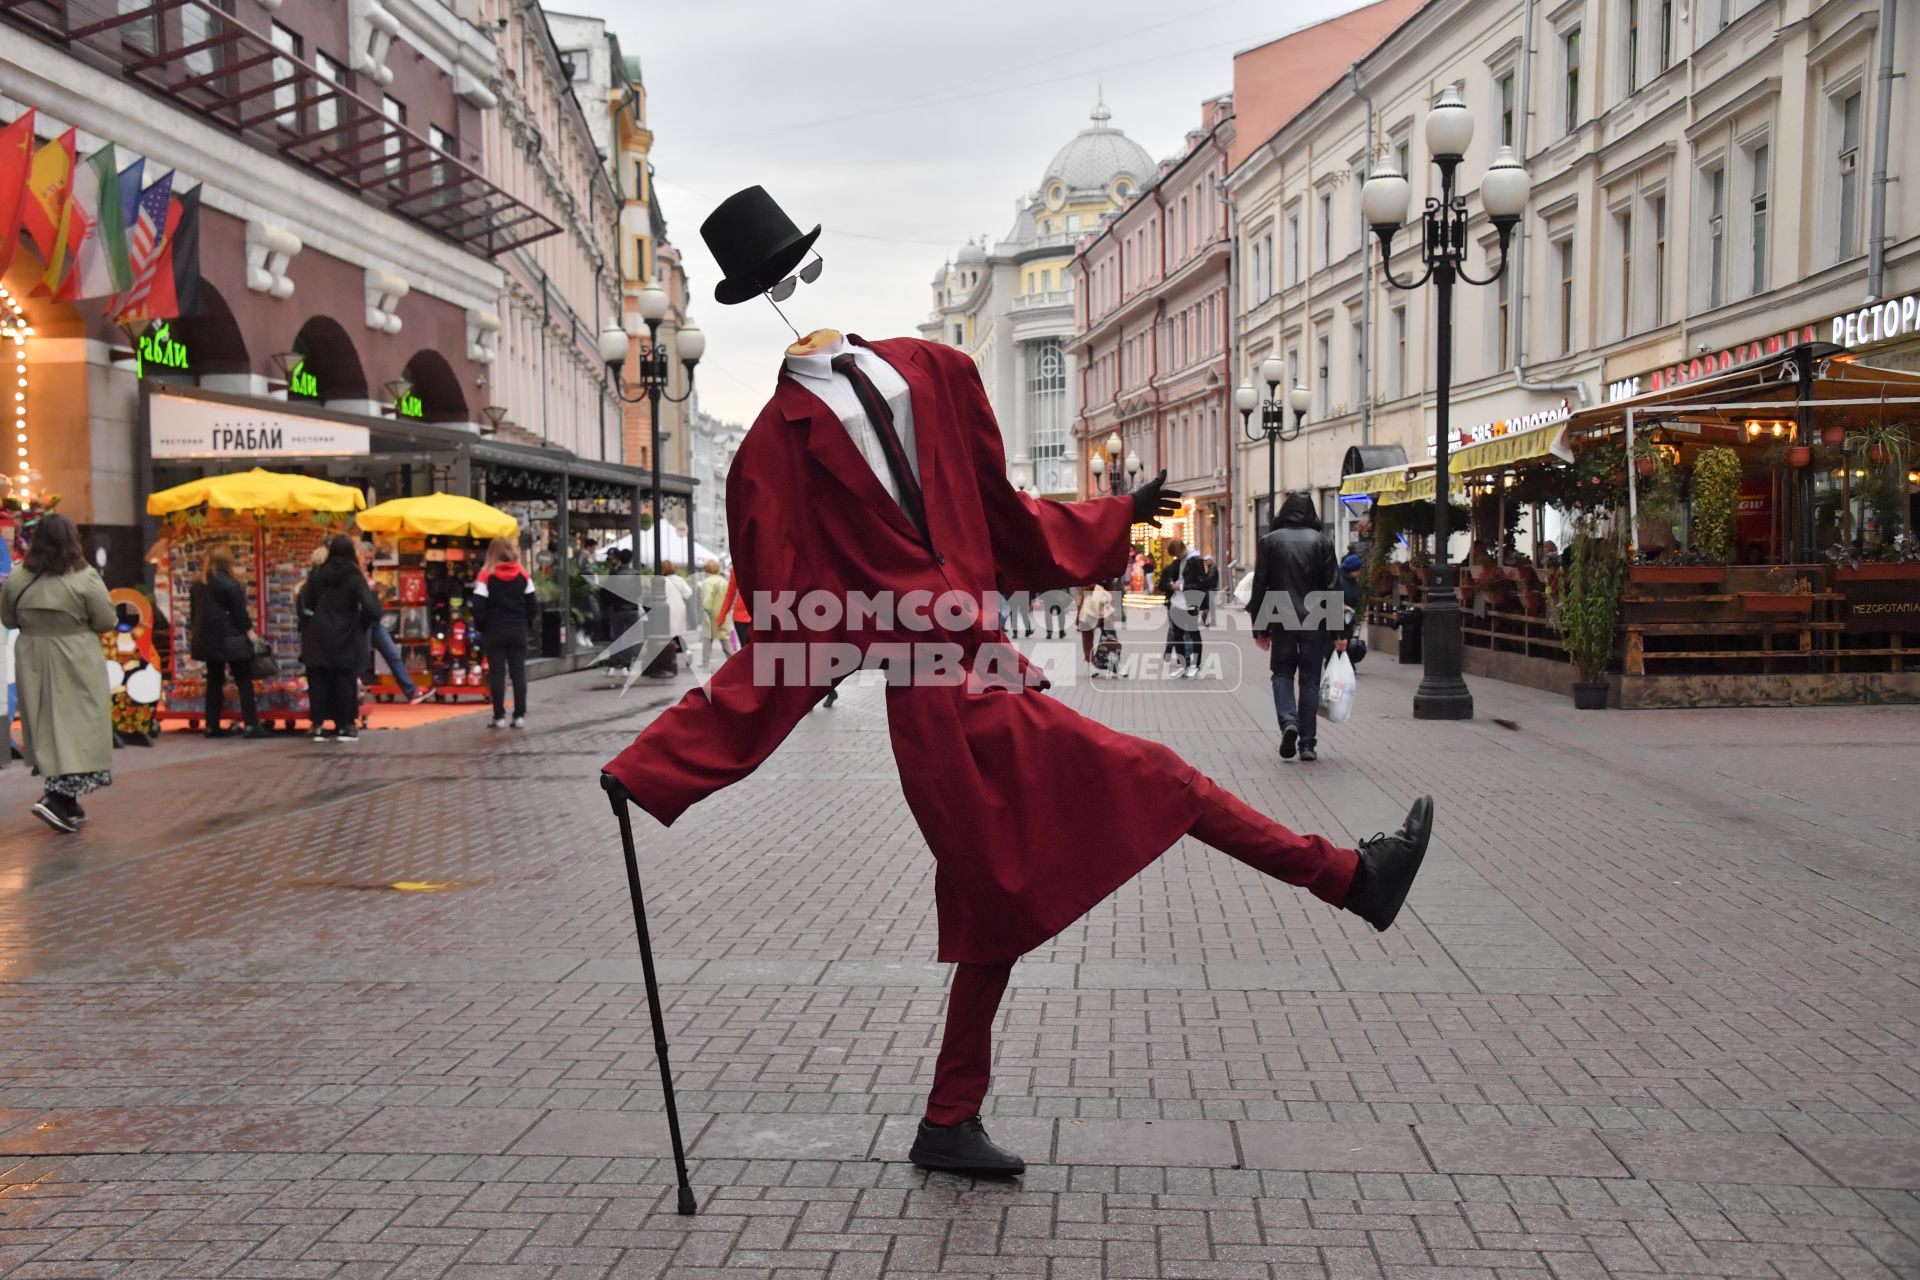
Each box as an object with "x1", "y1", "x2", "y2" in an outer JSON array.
[
  {"x1": 355, "y1": 493, "x2": 519, "y2": 539},
  {"x1": 147, "y1": 467, "x2": 366, "y2": 515}
]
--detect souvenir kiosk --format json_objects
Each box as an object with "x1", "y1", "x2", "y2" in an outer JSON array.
[
  {"x1": 146, "y1": 468, "x2": 366, "y2": 728},
  {"x1": 355, "y1": 493, "x2": 519, "y2": 704}
]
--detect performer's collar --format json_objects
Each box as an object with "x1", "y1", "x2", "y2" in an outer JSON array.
[{"x1": 783, "y1": 333, "x2": 849, "y2": 382}]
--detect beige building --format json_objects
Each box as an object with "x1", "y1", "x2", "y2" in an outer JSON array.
[{"x1": 1226, "y1": 0, "x2": 1915, "y2": 558}]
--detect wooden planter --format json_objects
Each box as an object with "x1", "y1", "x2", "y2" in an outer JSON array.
[
  {"x1": 1833, "y1": 562, "x2": 1920, "y2": 582},
  {"x1": 1630, "y1": 564, "x2": 1724, "y2": 585},
  {"x1": 1738, "y1": 591, "x2": 1815, "y2": 615},
  {"x1": 1571, "y1": 680, "x2": 1609, "y2": 710}
]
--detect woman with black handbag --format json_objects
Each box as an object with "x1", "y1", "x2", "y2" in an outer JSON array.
[{"x1": 189, "y1": 543, "x2": 267, "y2": 739}]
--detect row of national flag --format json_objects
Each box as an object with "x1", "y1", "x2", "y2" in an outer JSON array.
[{"x1": 0, "y1": 110, "x2": 201, "y2": 325}]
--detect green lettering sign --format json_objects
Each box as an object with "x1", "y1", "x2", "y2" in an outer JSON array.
[
  {"x1": 134, "y1": 322, "x2": 190, "y2": 379},
  {"x1": 397, "y1": 391, "x2": 424, "y2": 419},
  {"x1": 288, "y1": 360, "x2": 319, "y2": 399}
]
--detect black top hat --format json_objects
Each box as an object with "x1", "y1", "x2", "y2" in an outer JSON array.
[{"x1": 701, "y1": 186, "x2": 821, "y2": 306}]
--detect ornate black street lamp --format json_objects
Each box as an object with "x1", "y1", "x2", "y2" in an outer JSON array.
[
  {"x1": 1362, "y1": 84, "x2": 1531, "y2": 721},
  {"x1": 599, "y1": 285, "x2": 704, "y2": 573},
  {"x1": 1235, "y1": 355, "x2": 1311, "y2": 532},
  {"x1": 1089, "y1": 431, "x2": 1140, "y2": 497}
]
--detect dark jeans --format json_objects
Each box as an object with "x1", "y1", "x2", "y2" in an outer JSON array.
[
  {"x1": 486, "y1": 634, "x2": 529, "y2": 719},
  {"x1": 1166, "y1": 606, "x2": 1200, "y2": 668},
  {"x1": 307, "y1": 666, "x2": 359, "y2": 733},
  {"x1": 1269, "y1": 632, "x2": 1331, "y2": 748},
  {"x1": 204, "y1": 658, "x2": 258, "y2": 729}
]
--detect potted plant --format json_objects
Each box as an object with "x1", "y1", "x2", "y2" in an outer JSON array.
[
  {"x1": 1738, "y1": 568, "x2": 1816, "y2": 614},
  {"x1": 1630, "y1": 547, "x2": 1724, "y2": 584},
  {"x1": 1827, "y1": 536, "x2": 1920, "y2": 581},
  {"x1": 1849, "y1": 423, "x2": 1908, "y2": 471},
  {"x1": 1547, "y1": 531, "x2": 1624, "y2": 709},
  {"x1": 1690, "y1": 445, "x2": 1742, "y2": 565},
  {"x1": 1821, "y1": 423, "x2": 1847, "y2": 447}
]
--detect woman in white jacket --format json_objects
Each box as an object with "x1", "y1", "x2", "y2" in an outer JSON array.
[{"x1": 657, "y1": 560, "x2": 696, "y2": 674}]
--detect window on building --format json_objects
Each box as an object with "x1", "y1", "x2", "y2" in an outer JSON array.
[
  {"x1": 1616, "y1": 208, "x2": 1633, "y2": 336},
  {"x1": 1352, "y1": 166, "x2": 1369, "y2": 253},
  {"x1": 1650, "y1": 194, "x2": 1668, "y2": 322},
  {"x1": 382, "y1": 95, "x2": 406, "y2": 180},
  {"x1": 1704, "y1": 164, "x2": 1725, "y2": 307},
  {"x1": 1747, "y1": 143, "x2": 1769, "y2": 294},
  {"x1": 1835, "y1": 91, "x2": 1863, "y2": 261},
  {"x1": 1317, "y1": 192, "x2": 1332, "y2": 269},
  {"x1": 1556, "y1": 239, "x2": 1575, "y2": 354},
  {"x1": 1286, "y1": 347, "x2": 1301, "y2": 397},
  {"x1": 270, "y1": 23, "x2": 302, "y2": 126},
  {"x1": 1495, "y1": 268, "x2": 1511, "y2": 369},
  {"x1": 1314, "y1": 335, "x2": 1330, "y2": 416},
  {"x1": 1562, "y1": 27, "x2": 1582, "y2": 134},
  {"x1": 1390, "y1": 308, "x2": 1407, "y2": 398},
  {"x1": 953, "y1": 324, "x2": 963, "y2": 345},
  {"x1": 118, "y1": 0, "x2": 156, "y2": 51},
  {"x1": 428, "y1": 124, "x2": 455, "y2": 207},
  {"x1": 1351, "y1": 319, "x2": 1365, "y2": 404},
  {"x1": 1394, "y1": 139, "x2": 1411, "y2": 181},
  {"x1": 1028, "y1": 339, "x2": 1067, "y2": 472},
  {"x1": 314, "y1": 51, "x2": 345, "y2": 138},
  {"x1": 1658, "y1": 0, "x2": 1674, "y2": 71},
  {"x1": 1498, "y1": 71, "x2": 1516, "y2": 146},
  {"x1": 1624, "y1": 0, "x2": 1640, "y2": 96},
  {"x1": 182, "y1": 2, "x2": 230, "y2": 83},
  {"x1": 1286, "y1": 213, "x2": 1300, "y2": 286}
]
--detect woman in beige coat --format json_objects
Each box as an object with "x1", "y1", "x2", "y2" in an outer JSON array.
[{"x1": 0, "y1": 514, "x2": 116, "y2": 833}]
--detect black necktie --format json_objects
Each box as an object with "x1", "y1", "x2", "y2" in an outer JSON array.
[{"x1": 831, "y1": 353, "x2": 928, "y2": 543}]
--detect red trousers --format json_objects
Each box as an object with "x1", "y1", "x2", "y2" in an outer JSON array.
[{"x1": 924, "y1": 772, "x2": 1358, "y2": 1124}]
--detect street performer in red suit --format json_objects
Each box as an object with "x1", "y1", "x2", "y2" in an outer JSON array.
[{"x1": 602, "y1": 187, "x2": 1435, "y2": 1177}]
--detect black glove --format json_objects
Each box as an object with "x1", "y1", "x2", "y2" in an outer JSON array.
[{"x1": 1130, "y1": 469, "x2": 1181, "y2": 524}]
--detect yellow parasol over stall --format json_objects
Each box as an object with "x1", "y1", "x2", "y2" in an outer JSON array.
[
  {"x1": 355, "y1": 493, "x2": 519, "y2": 540},
  {"x1": 147, "y1": 467, "x2": 366, "y2": 515}
]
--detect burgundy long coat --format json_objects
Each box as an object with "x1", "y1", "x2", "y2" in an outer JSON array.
[{"x1": 604, "y1": 337, "x2": 1202, "y2": 964}]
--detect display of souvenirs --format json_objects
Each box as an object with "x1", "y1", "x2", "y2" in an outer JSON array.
[
  {"x1": 365, "y1": 533, "x2": 489, "y2": 701},
  {"x1": 104, "y1": 588, "x2": 163, "y2": 740}
]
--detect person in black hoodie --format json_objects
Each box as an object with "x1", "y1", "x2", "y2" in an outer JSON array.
[
  {"x1": 473, "y1": 536, "x2": 539, "y2": 729},
  {"x1": 189, "y1": 542, "x2": 266, "y2": 738},
  {"x1": 297, "y1": 535, "x2": 381, "y2": 743},
  {"x1": 1248, "y1": 491, "x2": 1349, "y2": 762}
]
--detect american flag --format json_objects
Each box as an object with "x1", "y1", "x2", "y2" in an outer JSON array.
[{"x1": 113, "y1": 169, "x2": 173, "y2": 318}]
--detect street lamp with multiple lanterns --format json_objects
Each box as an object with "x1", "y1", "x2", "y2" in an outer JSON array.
[
  {"x1": 1088, "y1": 431, "x2": 1141, "y2": 497},
  {"x1": 599, "y1": 284, "x2": 704, "y2": 575},
  {"x1": 1235, "y1": 354, "x2": 1311, "y2": 532},
  {"x1": 1360, "y1": 83, "x2": 1531, "y2": 722}
]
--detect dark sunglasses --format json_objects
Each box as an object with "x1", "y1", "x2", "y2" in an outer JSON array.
[{"x1": 767, "y1": 253, "x2": 824, "y2": 302}]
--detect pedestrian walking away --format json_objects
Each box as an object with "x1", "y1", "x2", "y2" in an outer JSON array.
[
  {"x1": 1199, "y1": 554, "x2": 1220, "y2": 626},
  {"x1": 602, "y1": 210, "x2": 1434, "y2": 1185},
  {"x1": 1249, "y1": 490, "x2": 1351, "y2": 763},
  {"x1": 716, "y1": 567, "x2": 751, "y2": 651},
  {"x1": 0, "y1": 514, "x2": 119, "y2": 832},
  {"x1": 297, "y1": 535, "x2": 381, "y2": 742},
  {"x1": 188, "y1": 541, "x2": 267, "y2": 739},
  {"x1": 1074, "y1": 579, "x2": 1113, "y2": 668},
  {"x1": 473, "y1": 537, "x2": 539, "y2": 728},
  {"x1": 697, "y1": 558, "x2": 729, "y2": 666}
]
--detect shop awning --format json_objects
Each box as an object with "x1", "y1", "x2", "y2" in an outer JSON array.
[
  {"x1": 1339, "y1": 465, "x2": 1411, "y2": 500},
  {"x1": 2, "y1": 0, "x2": 560, "y2": 256},
  {"x1": 357, "y1": 493, "x2": 517, "y2": 539},
  {"x1": 147, "y1": 466, "x2": 365, "y2": 515},
  {"x1": 1448, "y1": 421, "x2": 1575, "y2": 475}
]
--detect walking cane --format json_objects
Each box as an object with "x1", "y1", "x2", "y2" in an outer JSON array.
[{"x1": 600, "y1": 772, "x2": 698, "y2": 1216}]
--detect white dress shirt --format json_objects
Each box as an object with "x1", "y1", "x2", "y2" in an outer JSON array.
[{"x1": 784, "y1": 336, "x2": 920, "y2": 506}]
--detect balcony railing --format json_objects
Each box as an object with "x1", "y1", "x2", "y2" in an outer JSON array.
[
  {"x1": 1011, "y1": 289, "x2": 1073, "y2": 312},
  {"x1": 0, "y1": 0, "x2": 559, "y2": 256}
]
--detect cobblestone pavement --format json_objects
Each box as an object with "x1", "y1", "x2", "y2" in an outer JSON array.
[{"x1": 1, "y1": 619, "x2": 1916, "y2": 1278}]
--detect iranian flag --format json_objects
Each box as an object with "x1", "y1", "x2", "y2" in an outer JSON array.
[{"x1": 64, "y1": 143, "x2": 133, "y2": 300}]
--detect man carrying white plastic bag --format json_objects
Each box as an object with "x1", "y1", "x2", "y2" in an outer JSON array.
[{"x1": 1247, "y1": 490, "x2": 1351, "y2": 763}]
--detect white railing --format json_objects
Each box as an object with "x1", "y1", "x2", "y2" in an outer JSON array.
[{"x1": 1012, "y1": 289, "x2": 1074, "y2": 311}]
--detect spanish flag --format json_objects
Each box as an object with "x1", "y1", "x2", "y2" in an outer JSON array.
[{"x1": 20, "y1": 126, "x2": 75, "y2": 268}]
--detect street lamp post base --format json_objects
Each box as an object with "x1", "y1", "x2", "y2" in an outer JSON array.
[{"x1": 1413, "y1": 594, "x2": 1474, "y2": 721}]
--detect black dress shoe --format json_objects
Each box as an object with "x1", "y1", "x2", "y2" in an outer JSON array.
[
  {"x1": 1299, "y1": 746, "x2": 1318, "y2": 762},
  {"x1": 909, "y1": 1117, "x2": 1025, "y2": 1176},
  {"x1": 241, "y1": 724, "x2": 270, "y2": 740},
  {"x1": 203, "y1": 727, "x2": 233, "y2": 739},
  {"x1": 1344, "y1": 795, "x2": 1435, "y2": 932},
  {"x1": 1279, "y1": 722, "x2": 1299, "y2": 759}
]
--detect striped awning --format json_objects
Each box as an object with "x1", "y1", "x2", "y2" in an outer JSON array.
[{"x1": 1338, "y1": 465, "x2": 1411, "y2": 500}]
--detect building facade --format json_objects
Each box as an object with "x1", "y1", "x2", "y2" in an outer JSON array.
[
  {"x1": 1227, "y1": 0, "x2": 1915, "y2": 562},
  {"x1": 921, "y1": 103, "x2": 1154, "y2": 497},
  {"x1": 1067, "y1": 99, "x2": 1236, "y2": 562}
]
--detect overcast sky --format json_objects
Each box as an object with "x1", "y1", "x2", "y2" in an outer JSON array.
[{"x1": 554, "y1": 0, "x2": 1365, "y2": 426}]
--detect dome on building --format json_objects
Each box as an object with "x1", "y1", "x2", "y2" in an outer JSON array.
[
  {"x1": 956, "y1": 239, "x2": 988, "y2": 265},
  {"x1": 1043, "y1": 101, "x2": 1153, "y2": 194},
  {"x1": 930, "y1": 260, "x2": 950, "y2": 285}
]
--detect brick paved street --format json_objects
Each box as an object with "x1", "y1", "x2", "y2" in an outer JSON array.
[{"x1": 1, "y1": 619, "x2": 1916, "y2": 1278}]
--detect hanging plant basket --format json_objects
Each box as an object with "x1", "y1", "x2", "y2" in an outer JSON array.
[
  {"x1": 1820, "y1": 424, "x2": 1847, "y2": 447},
  {"x1": 1635, "y1": 455, "x2": 1659, "y2": 478},
  {"x1": 1868, "y1": 442, "x2": 1890, "y2": 466},
  {"x1": 1786, "y1": 445, "x2": 1812, "y2": 468}
]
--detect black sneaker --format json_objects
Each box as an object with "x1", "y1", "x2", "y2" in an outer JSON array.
[
  {"x1": 241, "y1": 724, "x2": 270, "y2": 740},
  {"x1": 32, "y1": 795, "x2": 78, "y2": 834},
  {"x1": 1280, "y1": 722, "x2": 1299, "y2": 759},
  {"x1": 337, "y1": 730, "x2": 360, "y2": 743},
  {"x1": 909, "y1": 1117, "x2": 1025, "y2": 1177},
  {"x1": 1299, "y1": 746, "x2": 1318, "y2": 762},
  {"x1": 1344, "y1": 796, "x2": 1435, "y2": 932}
]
